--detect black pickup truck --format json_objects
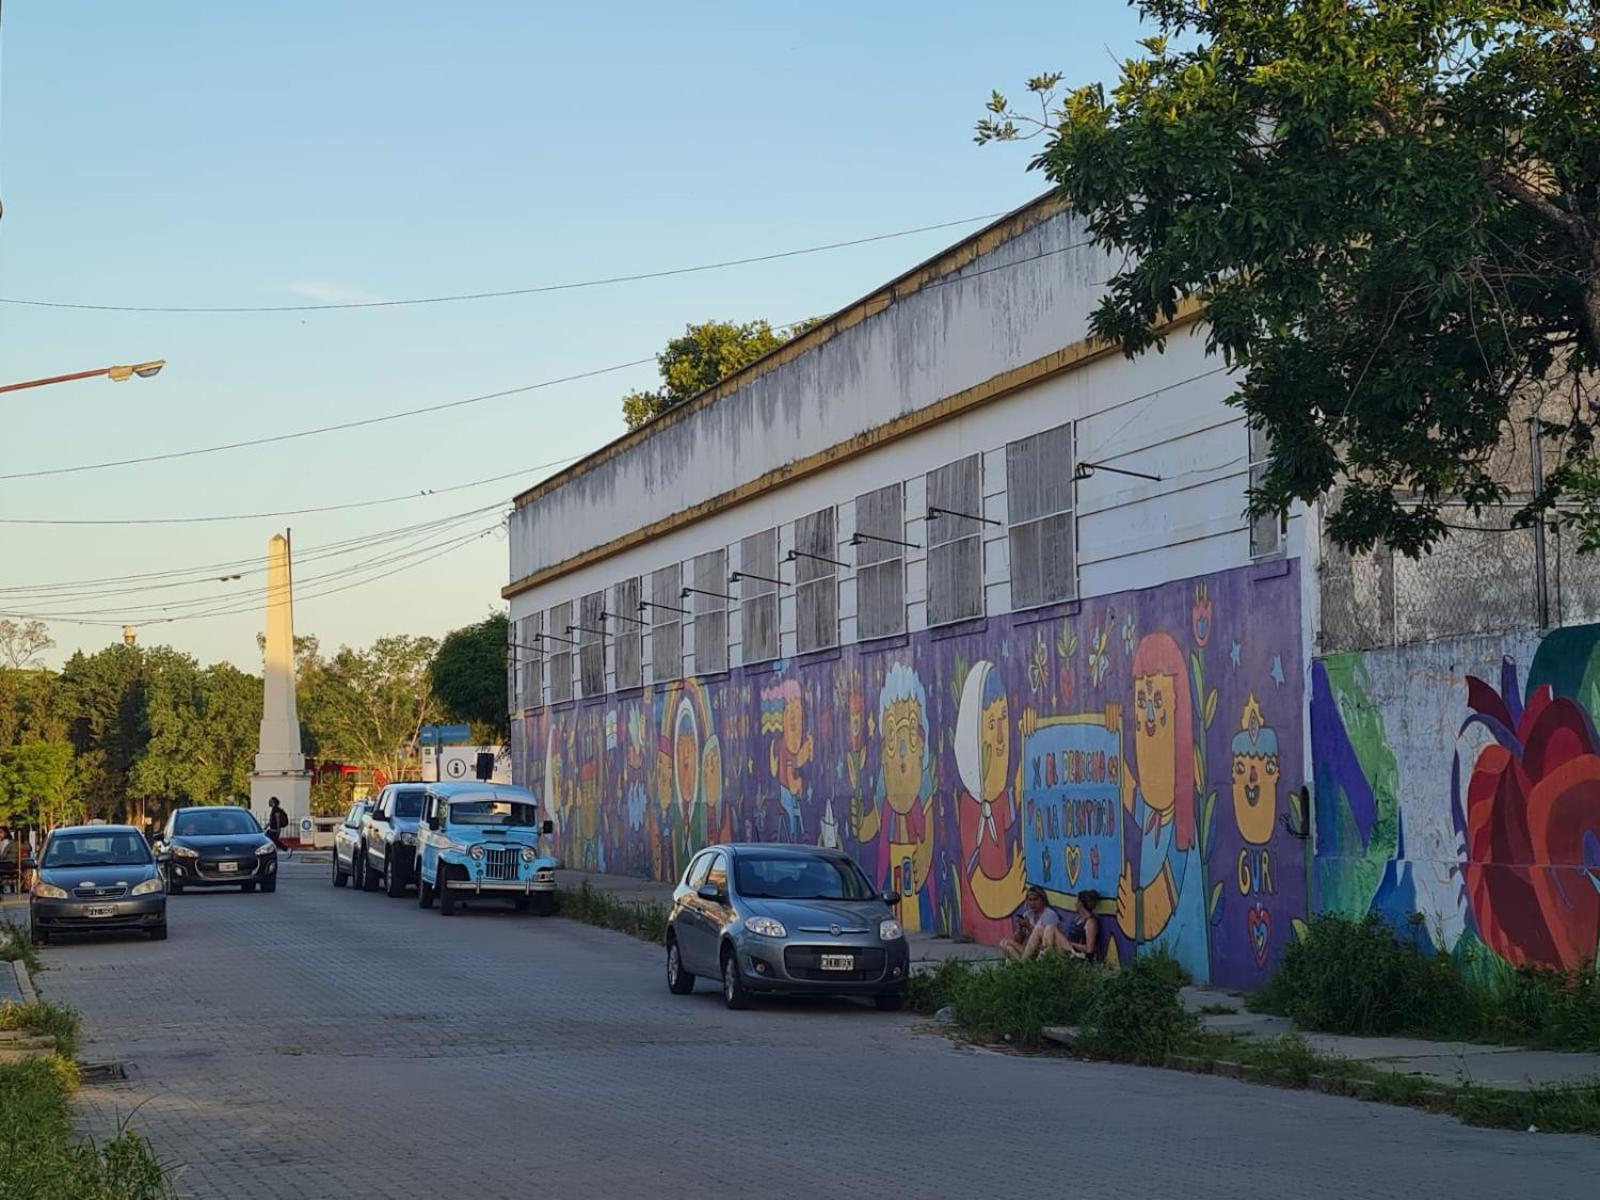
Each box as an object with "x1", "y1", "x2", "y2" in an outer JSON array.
[{"x1": 356, "y1": 784, "x2": 426, "y2": 897}]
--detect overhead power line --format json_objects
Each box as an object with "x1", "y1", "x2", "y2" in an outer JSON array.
[{"x1": 0, "y1": 213, "x2": 1006, "y2": 314}]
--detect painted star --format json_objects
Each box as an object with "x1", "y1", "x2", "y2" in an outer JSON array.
[
  {"x1": 1270, "y1": 654, "x2": 1286, "y2": 687},
  {"x1": 1229, "y1": 641, "x2": 1242, "y2": 668}
]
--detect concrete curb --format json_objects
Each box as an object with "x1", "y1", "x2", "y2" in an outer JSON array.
[{"x1": 13, "y1": 957, "x2": 38, "y2": 1005}]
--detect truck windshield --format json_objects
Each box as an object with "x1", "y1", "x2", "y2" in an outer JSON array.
[{"x1": 448, "y1": 800, "x2": 538, "y2": 827}]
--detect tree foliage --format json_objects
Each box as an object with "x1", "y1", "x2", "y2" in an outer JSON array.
[
  {"x1": 429, "y1": 613, "x2": 509, "y2": 742},
  {"x1": 299, "y1": 635, "x2": 441, "y2": 784},
  {"x1": 981, "y1": 1, "x2": 1600, "y2": 554},
  {"x1": 622, "y1": 318, "x2": 819, "y2": 429},
  {"x1": 0, "y1": 742, "x2": 78, "y2": 828},
  {"x1": 0, "y1": 619, "x2": 54, "y2": 669}
]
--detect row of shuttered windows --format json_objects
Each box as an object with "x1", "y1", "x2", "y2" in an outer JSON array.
[{"x1": 512, "y1": 420, "x2": 1280, "y2": 707}]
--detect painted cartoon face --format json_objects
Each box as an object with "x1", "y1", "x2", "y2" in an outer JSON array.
[
  {"x1": 979, "y1": 695, "x2": 1010, "y2": 801},
  {"x1": 782, "y1": 695, "x2": 805, "y2": 753},
  {"x1": 848, "y1": 696, "x2": 865, "y2": 752},
  {"x1": 1232, "y1": 752, "x2": 1280, "y2": 844},
  {"x1": 702, "y1": 739, "x2": 723, "y2": 815},
  {"x1": 882, "y1": 697, "x2": 925, "y2": 815},
  {"x1": 655, "y1": 750, "x2": 674, "y2": 814},
  {"x1": 1134, "y1": 672, "x2": 1178, "y2": 815}
]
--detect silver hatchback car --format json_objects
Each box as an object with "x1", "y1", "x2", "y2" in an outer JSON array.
[{"x1": 666, "y1": 843, "x2": 910, "y2": 1010}]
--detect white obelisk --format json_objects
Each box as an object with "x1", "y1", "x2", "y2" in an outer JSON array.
[{"x1": 251, "y1": 532, "x2": 311, "y2": 837}]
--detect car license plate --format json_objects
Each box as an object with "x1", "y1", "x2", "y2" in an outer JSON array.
[
  {"x1": 85, "y1": 905, "x2": 118, "y2": 919},
  {"x1": 820, "y1": 954, "x2": 854, "y2": 971},
  {"x1": 217, "y1": 861, "x2": 239, "y2": 873}
]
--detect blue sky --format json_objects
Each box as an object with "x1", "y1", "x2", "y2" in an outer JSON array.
[{"x1": 0, "y1": 1, "x2": 1150, "y2": 670}]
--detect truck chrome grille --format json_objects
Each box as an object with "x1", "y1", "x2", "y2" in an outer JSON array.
[{"x1": 482, "y1": 847, "x2": 519, "y2": 881}]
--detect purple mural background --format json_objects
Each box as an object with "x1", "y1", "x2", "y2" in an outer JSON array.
[{"x1": 514, "y1": 561, "x2": 1306, "y2": 988}]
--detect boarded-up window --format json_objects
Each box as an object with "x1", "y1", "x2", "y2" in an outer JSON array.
[
  {"x1": 693, "y1": 548, "x2": 728, "y2": 674},
  {"x1": 794, "y1": 507, "x2": 838, "y2": 653},
  {"x1": 548, "y1": 601, "x2": 573, "y2": 704},
  {"x1": 854, "y1": 483, "x2": 906, "y2": 639},
  {"x1": 579, "y1": 590, "x2": 605, "y2": 698},
  {"x1": 1249, "y1": 422, "x2": 1285, "y2": 559},
  {"x1": 1007, "y1": 423, "x2": 1077, "y2": 609},
  {"x1": 927, "y1": 455, "x2": 984, "y2": 625},
  {"x1": 651, "y1": 564, "x2": 682, "y2": 682},
  {"x1": 513, "y1": 612, "x2": 543, "y2": 709},
  {"x1": 741, "y1": 528, "x2": 779, "y2": 664},
  {"x1": 613, "y1": 577, "x2": 642, "y2": 690}
]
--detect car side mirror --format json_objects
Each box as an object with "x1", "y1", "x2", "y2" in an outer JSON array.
[
  {"x1": 542, "y1": 819, "x2": 554, "y2": 835},
  {"x1": 697, "y1": 883, "x2": 724, "y2": 903},
  {"x1": 426, "y1": 815, "x2": 441, "y2": 831},
  {"x1": 882, "y1": 890, "x2": 901, "y2": 906}
]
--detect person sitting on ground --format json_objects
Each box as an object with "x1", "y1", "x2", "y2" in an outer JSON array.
[
  {"x1": 1062, "y1": 890, "x2": 1102, "y2": 960},
  {"x1": 1000, "y1": 885, "x2": 1062, "y2": 960}
]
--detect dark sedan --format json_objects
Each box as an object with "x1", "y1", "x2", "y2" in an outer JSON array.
[
  {"x1": 30, "y1": 824, "x2": 167, "y2": 945},
  {"x1": 156, "y1": 806, "x2": 278, "y2": 893},
  {"x1": 666, "y1": 844, "x2": 910, "y2": 1010}
]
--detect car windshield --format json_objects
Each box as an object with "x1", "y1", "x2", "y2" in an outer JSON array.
[
  {"x1": 44, "y1": 832, "x2": 151, "y2": 869},
  {"x1": 392, "y1": 791, "x2": 424, "y2": 819},
  {"x1": 174, "y1": 809, "x2": 260, "y2": 837},
  {"x1": 734, "y1": 854, "x2": 876, "y2": 900},
  {"x1": 447, "y1": 799, "x2": 538, "y2": 827}
]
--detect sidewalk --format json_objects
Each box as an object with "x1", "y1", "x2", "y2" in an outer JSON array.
[{"x1": 553, "y1": 868, "x2": 1002, "y2": 970}]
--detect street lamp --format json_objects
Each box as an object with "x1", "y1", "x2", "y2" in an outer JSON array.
[{"x1": 0, "y1": 360, "x2": 166, "y2": 395}]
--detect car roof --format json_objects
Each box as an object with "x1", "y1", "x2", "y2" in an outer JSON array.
[
  {"x1": 172, "y1": 805, "x2": 252, "y2": 814},
  {"x1": 713, "y1": 843, "x2": 852, "y2": 860},
  {"x1": 48, "y1": 823, "x2": 143, "y2": 837},
  {"x1": 429, "y1": 781, "x2": 536, "y2": 803}
]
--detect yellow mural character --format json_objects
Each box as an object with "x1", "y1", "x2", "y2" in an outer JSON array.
[
  {"x1": 955, "y1": 661, "x2": 1028, "y2": 943},
  {"x1": 1230, "y1": 694, "x2": 1280, "y2": 846},
  {"x1": 856, "y1": 663, "x2": 936, "y2": 932}
]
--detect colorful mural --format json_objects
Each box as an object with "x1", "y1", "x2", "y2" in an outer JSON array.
[
  {"x1": 517, "y1": 562, "x2": 1306, "y2": 987},
  {"x1": 1313, "y1": 624, "x2": 1600, "y2": 972}
]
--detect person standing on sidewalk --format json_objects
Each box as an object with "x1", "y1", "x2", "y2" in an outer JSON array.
[{"x1": 265, "y1": 797, "x2": 293, "y2": 859}]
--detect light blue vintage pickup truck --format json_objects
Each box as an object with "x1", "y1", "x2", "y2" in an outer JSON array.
[{"x1": 414, "y1": 782, "x2": 558, "y2": 916}]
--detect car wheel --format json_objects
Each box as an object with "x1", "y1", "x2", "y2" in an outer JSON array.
[
  {"x1": 417, "y1": 871, "x2": 435, "y2": 908},
  {"x1": 242, "y1": 882, "x2": 257, "y2": 893},
  {"x1": 438, "y1": 867, "x2": 457, "y2": 916},
  {"x1": 30, "y1": 925, "x2": 48, "y2": 947},
  {"x1": 360, "y1": 849, "x2": 380, "y2": 892},
  {"x1": 532, "y1": 892, "x2": 555, "y2": 917},
  {"x1": 261, "y1": 877, "x2": 277, "y2": 893},
  {"x1": 721, "y1": 947, "x2": 749, "y2": 1010},
  {"x1": 667, "y1": 936, "x2": 695, "y2": 995},
  {"x1": 513, "y1": 895, "x2": 530, "y2": 912},
  {"x1": 350, "y1": 851, "x2": 365, "y2": 890},
  {"x1": 384, "y1": 853, "x2": 406, "y2": 898},
  {"x1": 874, "y1": 991, "x2": 905, "y2": 1012},
  {"x1": 332, "y1": 851, "x2": 348, "y2": 888},
  {"x1": 148, "y1": 924, "x2": 168, "y2": 941}
]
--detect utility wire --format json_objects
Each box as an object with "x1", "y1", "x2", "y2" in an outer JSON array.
[
  {"x1": 0, "y1": 213, "x2": 1006, "y2": 314},
  {"x1": 1, "y1": 236, "x2": 1102, "y2": 487},
  {"x1": 0, "y1": 457, "x2": 576, "y2": 526}
]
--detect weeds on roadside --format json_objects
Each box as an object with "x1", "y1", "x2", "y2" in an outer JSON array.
[
  {"x1": 1, "y1": 920, "x2": 42, "y2": 973},
  {"x1": 1, "y1": 1000, "x2": 80, "y2": 1057},
  {"x1": 555, "y1": 882, "x2": 669, "y2": 945},
  {"x1": 1251, "y1": 913, "x2": 1600, "y2": 1051}
]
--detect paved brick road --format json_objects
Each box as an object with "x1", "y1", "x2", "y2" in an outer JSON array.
[{"x1": 33, "y1": 862, "x2": 1598, "y2": 1199}]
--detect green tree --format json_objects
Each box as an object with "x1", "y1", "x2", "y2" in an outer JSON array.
[
  {"x1": 0, "y1": 667, "x2": 70, "y2": 749},
  {"x1": 623, "y1": 318, "x2": 801, "y2": 429},
  {"x1": 429, "y1": 613, "x2": 510, "y2": 742},
  {"x1": 0, "y1": 742, "x2": 81, "y2": 829},
  {"x1": 981, "y1": 1, "x2": 1600, "y2": 554},
  {"x1": 58, "y1": 644, "x2": 147, "y2": 820},
  {"x1": 0, "y1": 619, "x2": 54, "y2": 669},
  {"x1": 128, "y1": 650, "x2": 262, "y2": 810},
  {"x1": 300, "y1": 635, "x2": 440, "y2": 782}
]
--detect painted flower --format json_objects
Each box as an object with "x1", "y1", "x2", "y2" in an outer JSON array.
[
  {"x1": 1121, "y1": 613, "x2": 1137, "y2": 658},
  {"x1": 1088, "y1": 622, "x2": 1111, "y2": 689},
  {"x1": 1027, "y1": 635, "x2": 1049, "y2": 695},
  {"x1": 1192, "y1": 583, "x2": 1213, "y2": 647},
  {"x1": 1459, "y1": 659, "x2": 1600, "y2": 972}
]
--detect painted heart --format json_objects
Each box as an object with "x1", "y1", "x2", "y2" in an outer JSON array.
[
  {"x1": 1065, "y1": 844, "x2": 1082, "y2": 887},
  {"x1": 1247, "y1": 904, "x2": 1271, "y2": 968}
]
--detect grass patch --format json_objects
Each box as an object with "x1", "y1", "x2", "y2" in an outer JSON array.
[
  {"x1": 0, "y1": 1056, "x2": 174, "y2": 1199},
  {"x1": 1, "y1": 920, "x2": 42, "y2": 974},
  {"x1": 555, "y1": 882, "x2": 668, "y2": 945},
  {"x1": 1, "y1": 1000, "x2": 80, "y2": 1058},
  {"x1": 1252, "y1": 914, "x2": 1600, "y2": 1052}
]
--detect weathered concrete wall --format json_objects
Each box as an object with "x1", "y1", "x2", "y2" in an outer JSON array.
[
  {"x1": 513, "y1": 561, "x2": 1306, "y2": 990},
  {"x1": 1312, "y1": 624, "x2": 1600, "y2": 971}
]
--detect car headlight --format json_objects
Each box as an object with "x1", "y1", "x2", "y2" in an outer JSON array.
[
  {"x1": 32, "y1": 881, "x2": 68, "y2": 899},
  {"x1": 132, "y1": 878, "x2": 164, "y2": 896},
  {"x1": 879, "y1": 918, "x2": 904, "y2": 941},
  {"x1": 469, "y1": 845, "x2": 485, "y2": 860},
  {"x1": 171, "y1": 845, "x2": 199, "y2": 858},
  {"x1": 520, "y1": 847, "x2": 536, "y2": 863},
  {"x1": 255, "y1": 842, "x2": 276, "y2": 856},
  {"x1": 744, "y1": 916, "x2": 787, "y2": 938}
]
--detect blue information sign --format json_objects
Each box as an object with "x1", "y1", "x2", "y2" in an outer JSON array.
[{"x1": 417, "y1": 723, "x2": 472, "y2": 747}]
